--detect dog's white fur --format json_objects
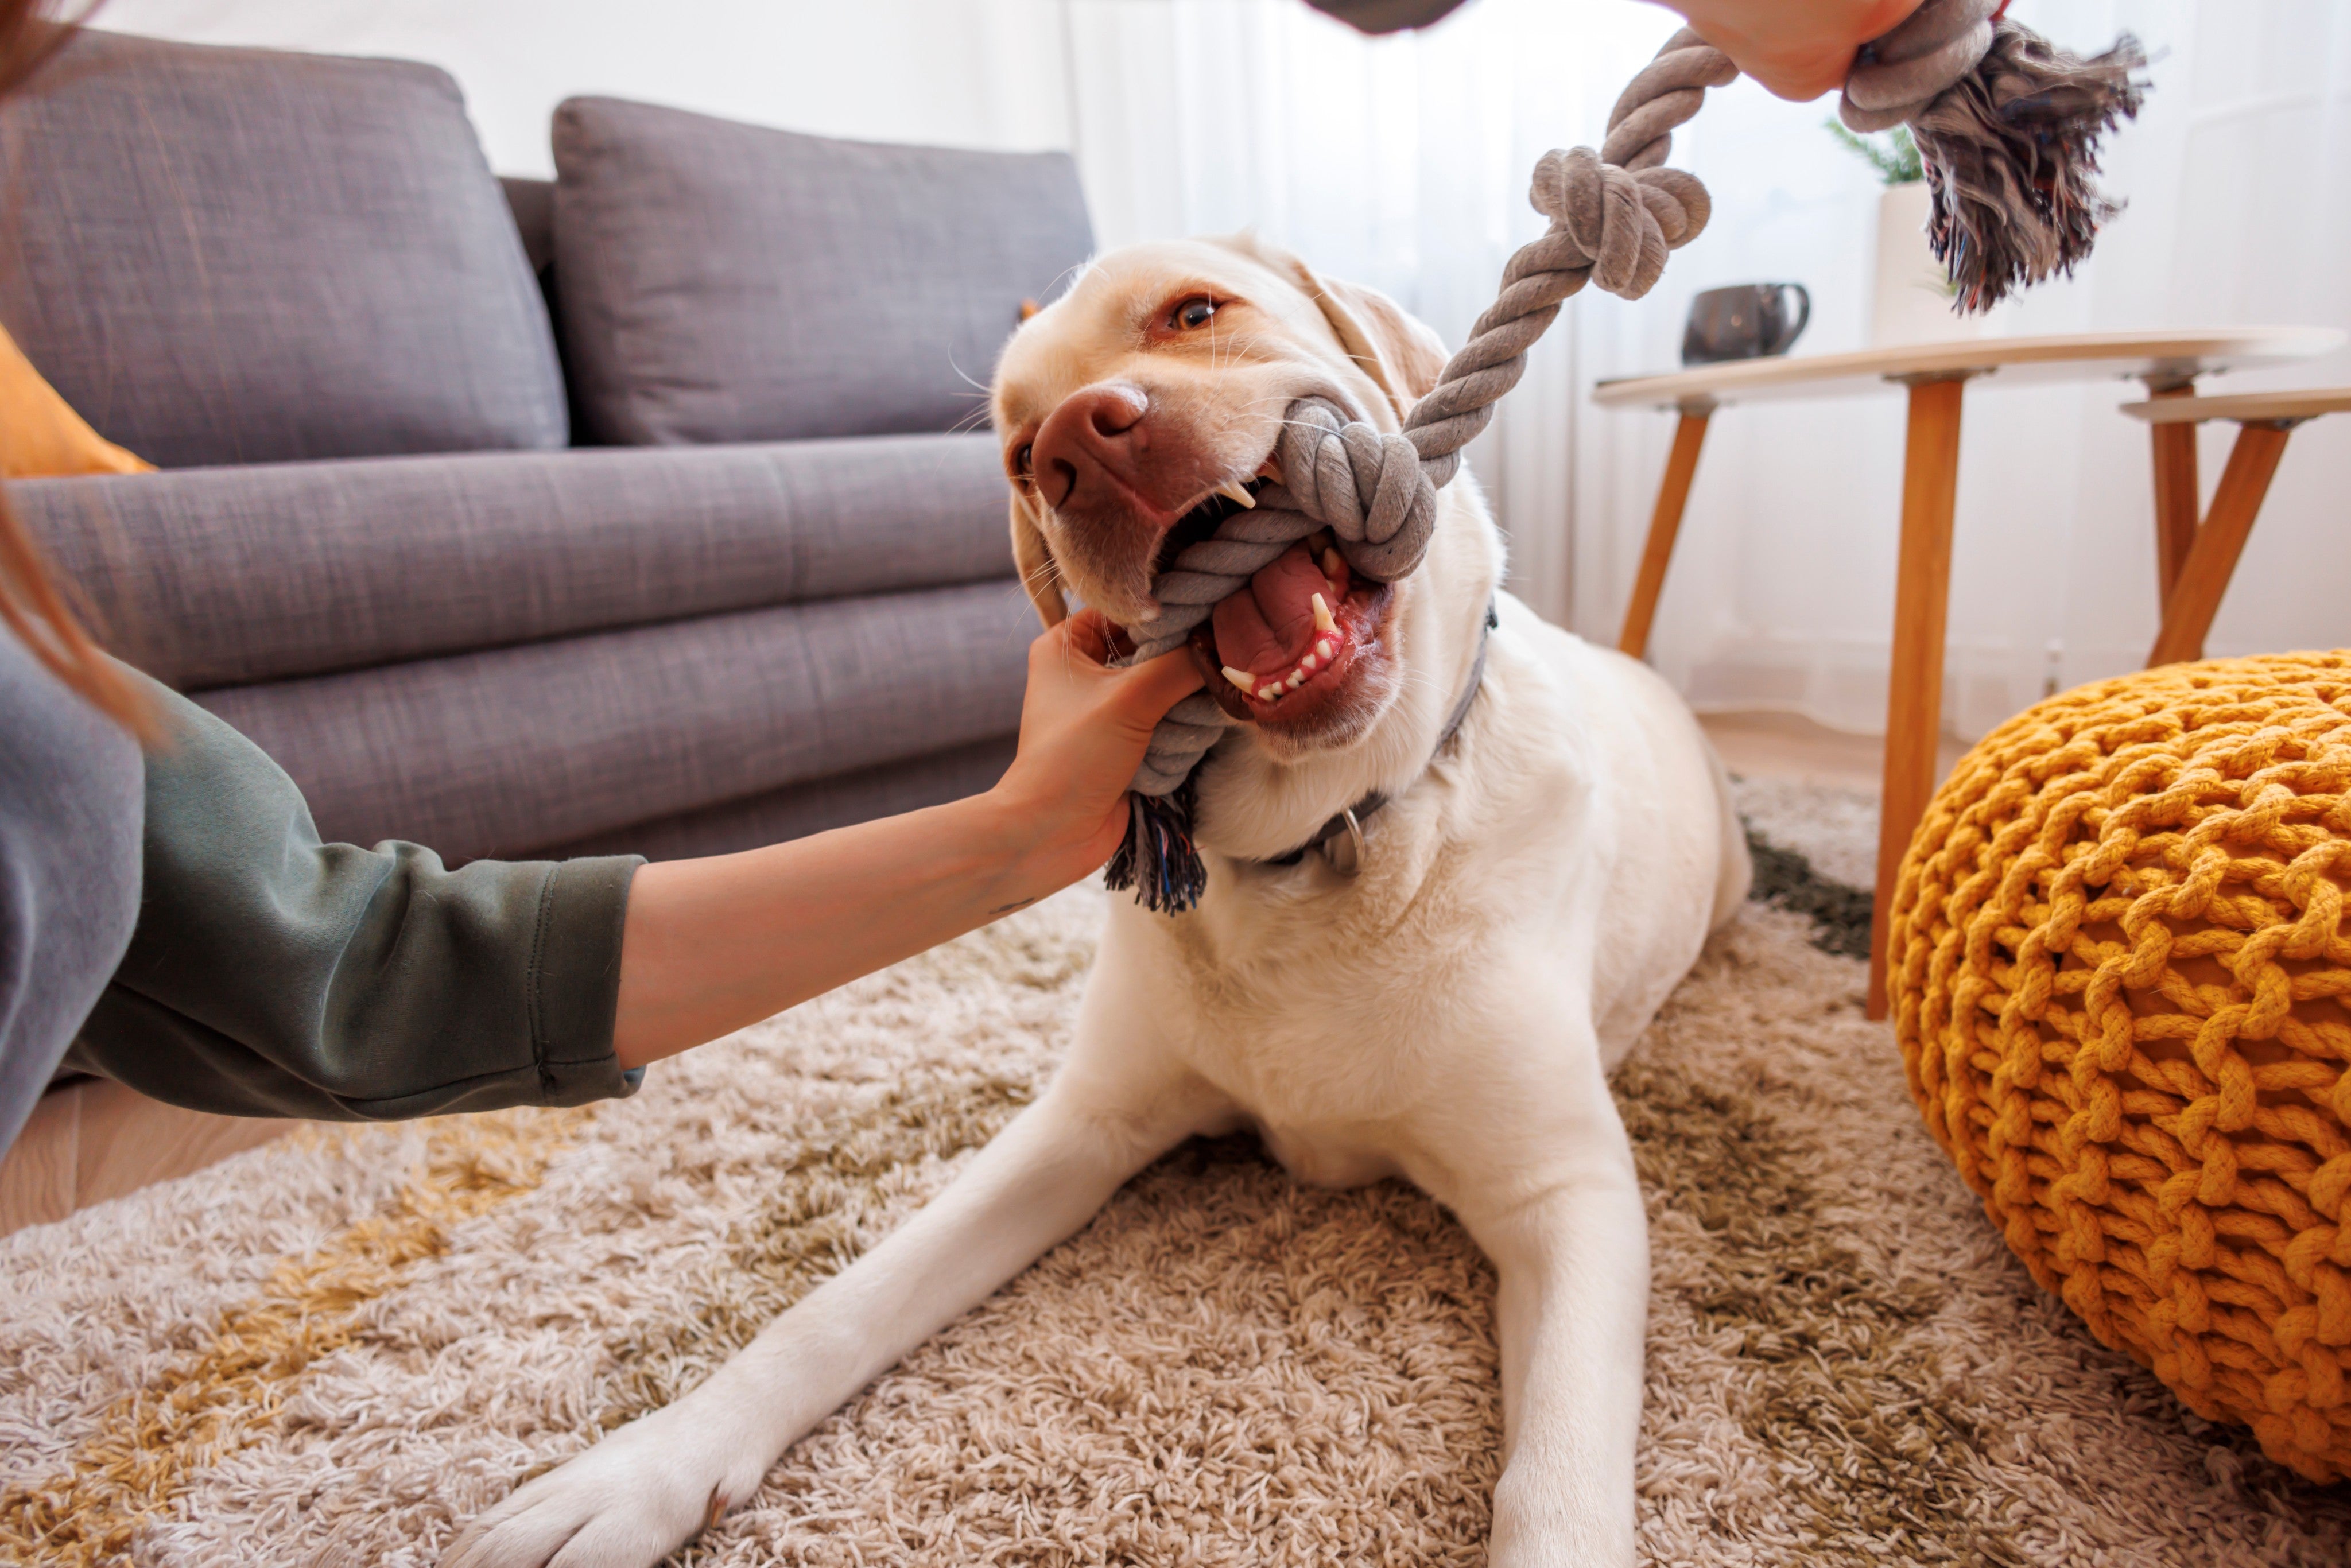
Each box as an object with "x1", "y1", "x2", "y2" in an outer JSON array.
[{"x1": 448, "y1": 238, "x2": 1747, "y2": 1568}]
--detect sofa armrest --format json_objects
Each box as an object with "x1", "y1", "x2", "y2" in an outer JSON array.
[{"x1": 18, "y1": 434, "x2": 1013, "y2": 690}]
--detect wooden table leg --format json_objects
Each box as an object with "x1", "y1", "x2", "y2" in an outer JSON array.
[
  {"x1": 2147, "y1": 420, "x2": 2295, "y2": 667},
  {"x1": 2147, "y1": 379, "x2": 2201, "y2": 601},
  {"x1": 1617, "y1": 402, "x2": 1712, "y2": 660},
  {"x1": 1869, "y1": 375, "x2": 1969, "y2": 1021}
]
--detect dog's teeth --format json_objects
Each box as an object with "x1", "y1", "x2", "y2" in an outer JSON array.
[
  {"x1": 1316, "y1": 638, "x2": 1336, "y2": 660},
  {"x1": 1301, "y1": 653, "x2": 1318, "y2": 672},
  {"x1": 1322, "y1": 548, "x2": 1345, "y2": 581},
  {"x1": 1216, "y1": 480, "x2": 1256, "y2": 510},
  {"x1": 1287, "y1": 670, "x2": 1306, "y2": 689},
  {"x1": 1311, "y1": 593, "x2": 1337, "y2": 634},
  {"x1": 1260, "y1": 682, "x2": 1285, "y2": 701},
  {"x1": 1223, "y1": 665, "x2": 1258, "y2": 694}
]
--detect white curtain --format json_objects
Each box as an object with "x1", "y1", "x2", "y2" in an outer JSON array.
[{"x1": 1062, "y1": 0, "x2": 2351, "y2": 740}]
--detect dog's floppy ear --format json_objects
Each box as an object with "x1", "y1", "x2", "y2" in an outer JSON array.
[
  {"x1": 1306, "y1": 267, "x2": 1449, "y2": 420},
  {"x1": 1219, "y1": 235, "x2": 1448, "y2": 421},
  {"x1": 1009, "y1": 488, "x2": 1068, "y2": 628}
]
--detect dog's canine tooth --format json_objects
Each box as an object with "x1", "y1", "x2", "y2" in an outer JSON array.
[
  {"x1": 1223, "y1": 665, "x2": 1259, "y2": 694},
  {"x1": 1322, "y1": 548, "x2": 1344, "y2": 581},
  {"x1": 1311, "y1": 593, "x2": 1337, "y2": 634},
  {"x1": 1216, "y1": 480, "x2": 1256, "y2": 510}
]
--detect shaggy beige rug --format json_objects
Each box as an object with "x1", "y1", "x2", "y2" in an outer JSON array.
[{"x1": 4, "y1": 781, "x2": 2348, "y2": 1566}]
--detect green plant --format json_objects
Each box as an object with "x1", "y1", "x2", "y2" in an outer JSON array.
[{"x1": 1826, "y1": 119, "x2": 1923, "y2": 185}]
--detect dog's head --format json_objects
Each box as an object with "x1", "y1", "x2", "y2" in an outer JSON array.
[{"x1": 994, "y1": 236, "x2": 1488, "y2": 804}]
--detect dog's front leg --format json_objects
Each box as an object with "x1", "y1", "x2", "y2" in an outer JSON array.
[
  {"x1": 1461, "y1": 1106, "x2": 1650, "y2": 1568},
  {"x1": 444, "y1": 1045, "x2": 1226, "y2": 1568}
]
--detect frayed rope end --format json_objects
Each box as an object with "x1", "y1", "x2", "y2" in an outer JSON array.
[
  {"x1": 1918, "y1": 23, "x2": 2149, "y2": 313},
  {"x1": 1103, "y1": 786, "x2": 1208, "y2": 915}
]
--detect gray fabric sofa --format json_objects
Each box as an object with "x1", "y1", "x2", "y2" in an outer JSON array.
[{"x1": 3, "y1": 30, "x2": 1091, "y2": 863}]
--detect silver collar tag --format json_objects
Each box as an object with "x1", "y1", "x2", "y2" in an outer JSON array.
[{"x1": 1322, "y1": 807, "x2": 1367, "y2": 876}]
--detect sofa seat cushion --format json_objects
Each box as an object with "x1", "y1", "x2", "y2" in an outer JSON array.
[
  {"x1": 17, "y1": 434, "x2": 1014, "y2": 690},
  {"x1": 0, "y1": 30, "x2": 567, "y2": 468},
  {"x1": 195, "y1": 581, "x2": 1034, "y2": 863},
  {"x1": 552, "y1": 97, "x2": 1093, "y2": 445}
]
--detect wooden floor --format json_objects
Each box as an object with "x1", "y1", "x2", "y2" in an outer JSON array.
[
  {"x1": 1698, "y1": 708, "x2": 1966, "y2": 795},
  {"x1": 0, "y1": 1076, "x2": 301, "y2": 1237},
  {"x1": 0, "y1": 709, "x2": 1927, "y2": 1240}
]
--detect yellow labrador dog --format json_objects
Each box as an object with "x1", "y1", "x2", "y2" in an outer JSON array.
[{"x1": 450, "y1": 236, "x2": 1747, "y2": 1568}]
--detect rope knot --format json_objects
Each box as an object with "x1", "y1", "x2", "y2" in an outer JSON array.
[
  {"x1": 1524, "y1": 26, "x2": 1728, "y2": 304},
  {"x1": 1840, "y1": 0, "x2": 1999, "y2": 132}
]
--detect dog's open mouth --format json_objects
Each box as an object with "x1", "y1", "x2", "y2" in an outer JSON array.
[{"x1": 1151, "y1": 474, "x2": 1390, "y2": 726}]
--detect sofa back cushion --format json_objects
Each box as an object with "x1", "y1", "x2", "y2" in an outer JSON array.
[
  {"x1": 0, "y1": 30, "x2": 567, "y2": 468},
  {"x1": 552, "y1": 98, "x2": 1093, "y2": 445}
]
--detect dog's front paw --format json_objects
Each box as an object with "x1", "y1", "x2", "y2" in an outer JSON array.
[{"x1": 441, "y1": 1403, "x2": 770, "y2": 1568}]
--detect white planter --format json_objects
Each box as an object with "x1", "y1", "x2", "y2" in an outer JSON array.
[{"x1": 1869, "y1": 180, "x2": 1980, "y2": 348}]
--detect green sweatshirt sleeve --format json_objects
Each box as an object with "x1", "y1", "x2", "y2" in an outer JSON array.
[{"x1": 64, "y1": 674, "x2": 645, "y2": 1120}]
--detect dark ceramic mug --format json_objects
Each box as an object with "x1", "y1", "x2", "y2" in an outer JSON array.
[{"x1": 1681, "y1": 282, "x2": 1811, "y2": 365}]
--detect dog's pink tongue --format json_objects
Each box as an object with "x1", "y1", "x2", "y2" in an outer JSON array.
[{"x1": 1211, "y1": 541, "x2": 1328, "y2": 677}]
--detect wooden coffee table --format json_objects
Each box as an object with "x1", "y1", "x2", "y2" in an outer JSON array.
[
  {"x1": 1593, "y1": 327, "x2": 2344, "y2": 1018},
  {"x1": 2120, "y1": 387, "x2": 2351, "y2": 666}
]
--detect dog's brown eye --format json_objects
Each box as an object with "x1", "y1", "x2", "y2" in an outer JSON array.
[
  {"x1": 1015, "y1": 443, "x2": 1033, "y2": 475},
  {"x1": 1174, "y1": 296, "x2": 1216, "y2": 330}
]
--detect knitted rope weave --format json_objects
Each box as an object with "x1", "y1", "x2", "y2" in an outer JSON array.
[{"x1": 1889, "y1": 653, "x2": 2351, "y2": 1482}]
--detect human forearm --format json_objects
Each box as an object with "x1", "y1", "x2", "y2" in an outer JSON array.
[
  {"x1": 610, "y1": 786, "x2": 1080, "y2": 1069},
  {"x1": 73, "y1": 672, "x2": 643, "y2": 1119},
  {"x1": 612, "y1": 610, "x2": 1201, "y2": 1069}
]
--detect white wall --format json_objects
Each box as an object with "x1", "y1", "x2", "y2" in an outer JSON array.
[{"x1": 93, "y1": 0, "x2": 1076, "y2": 173}]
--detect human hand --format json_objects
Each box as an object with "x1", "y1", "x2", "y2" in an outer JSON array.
[
  {"x1": 989, "y1": 609, "x2": 1205, "y2": 888},
  {"x1": 1665, "y1": 0, "x2": 1925, "y2": 100},
  {"x1": 611, "y1": 611, "x2": 1199, "y2": 1065}
]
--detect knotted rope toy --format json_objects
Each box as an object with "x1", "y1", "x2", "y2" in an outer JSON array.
[{"x1": 1105, "y1": 0, "x2": 2147, "y2": 913}]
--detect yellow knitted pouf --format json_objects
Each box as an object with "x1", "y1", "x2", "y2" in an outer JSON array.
[{"x1": 1889, "y1": 651, "x2": 2351, "y2": 1482}]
